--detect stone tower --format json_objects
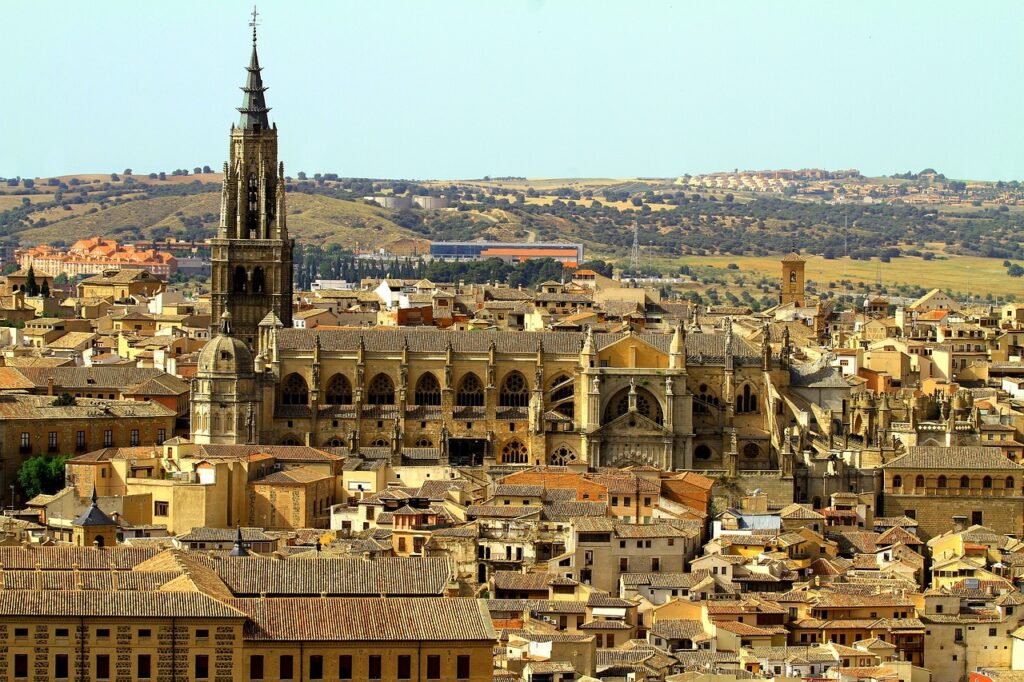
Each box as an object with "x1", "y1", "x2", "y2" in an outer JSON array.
[
  {"x1": 210, "y1": 18, "x2": 293, "y2": 347},
  {"x1": 191, "y1": 312, "x2": 262, "y2": 445},
  {"x1": 780, "y1": 252, "x2": 806, "y2": 307}
]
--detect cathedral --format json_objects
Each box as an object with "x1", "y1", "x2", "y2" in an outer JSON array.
[
  {"x1": 191, "y1": 22, "x2": 797, "y2": 475},
  {"x1": 208, "y1": 20, "x2": 294, "y2": 347}
]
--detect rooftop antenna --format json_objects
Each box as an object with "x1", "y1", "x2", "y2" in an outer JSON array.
[{"x1": 630, "y1": 221, "x2": 640, "y2": 275}]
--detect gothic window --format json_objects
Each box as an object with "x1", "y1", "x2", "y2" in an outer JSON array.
[
  {"x1": 247, "y1": 172, "x2": 259, "y2": 236},
  {"x1": 736, "y1": 384, "x2": 758, "y2": 414},
  {"x1": 324, "y1": 374, "x2": 353, "y2": 405},
  {"x1": 414, "y1": 373, "x2": 441, "y2": 406},
  {"x1": 549, "y1": 374, "x2": 575, "y2": 419},
  {"x1": 550, "y1": 446, "x2": 577, "y2": 466},
  {"x1": 501, "y1": 439, "x2": 528, "y2": 464},
  {"x1": 694, "y1": 384, "x2": 720, "y2": 414},
  {"x1": 370, "y1": 438, "x2": 388, "y2": 447},
  {"x1": 499, "y1": 372, "x2": 529, "y2": 408},
  {"x1": 694, "y1": 445, "x2": 712, "y2": 460},
  {"x1": 281, "y1": 373, "x2": 308, "y2": 406},
  {"x1": 326, "y1": 437, "x2": 345, "y2": 447},
  {"x1": 232, "y1": 266, "x2": 248, "y2": 294},
  {"x1": 252, "y1": 266, "x2": 266, "y2": 294},
  {"x1": 456, "y1": 374, "x2": 484, "y2": 407},
  {"x1": 743, "y1": 443, "x2": 760, "y2": 459},
  {"x1": 281, "y1": 435, "x2": 301, "y2": 446},
  {"x1": 415, "y1": 438, "x2": 433, "y2": 448},
  {"x1": 367, "y1": 374, "x2": 395, "y2": 405},
  {"x1": 603, "y1": 387, "x2": 663, "y2": 424}
]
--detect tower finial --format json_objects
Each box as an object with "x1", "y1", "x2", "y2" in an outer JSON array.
[{"x1": 250, "y1": 6, "x2": 260, "y2": 46}]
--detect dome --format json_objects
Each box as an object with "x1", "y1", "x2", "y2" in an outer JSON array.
[{"x1": 197, "y1": 311, "x2": 254, "y2": 376}]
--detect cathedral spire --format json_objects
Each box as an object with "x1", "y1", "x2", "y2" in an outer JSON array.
[{"x1": 238, "y1": 7, "x2": 271, "y2": 131}]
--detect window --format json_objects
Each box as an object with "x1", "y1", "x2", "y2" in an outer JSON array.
[
  {"x1": 892, "y1": 475, "x2": 902, "y2": 489},
  {"x1": 20, "y1": 432, "x2": 29, "y2": 450},
  {"x1": 14, "y1": 654, "x2": 28, "y2": 679},
  {"x1": 195, "y1": 629, "x2": 209, "y2": 640},
  {"x1": 154, "y1": 501, "x2": 169, "y2": 516},
  {"x1": 280, "y1": 655, "x2": 294, "y2": 680},
  {"x1": 736, "y1": 384, "x2": 758, "y2": 414},
  {"x1": 457, "y1": 655, "x2": 470, "y2": 680},
  {"x1": 138, "y1": 628, "x2": 151, "y2": 639},
  {"x1": 250, "y1": 656, "x2": 264, "y2": 680},
  {"x1": 48, "y1": 431, "x2": 57, "y2": 449},
  {"x1": 96, "y1": 628, "x2": 110, "y2": 639},
  {"x1": 325, "y1": 374, "x2": 353, "y2": 405},
  {"x1": 338, "y1": 655, "x2": 352, "y2": 680},
  {"x1": 368, "y1": 655, "x2": 382, "y2": 680},
  {"x1": 1008, "y1": 477, "x2": 1016, "y2": 489},
  {"x1": 915, "y1": 475, "x2": 925, "y2": 488},
  {"x1": 103, "y1": 430, "x2": 112, "y2": 447},
  {"x1": 973, "y1": 511, "x2": 984, "y2": 526},
  {"x1": 96, "y1": 654, "x2": 111, "y2": 680},
  {"x1": 427, "y1": 655, "x2": 441, "y2": 680},
  {"x1": 195, "y1": 655, "x2": 209, "y2": 680},
  {"x1": 414, "y1": 373, "x2": 441, "y2": 406},
  {"x1": 983, "y1": 476, "x2": 993, "y2": 489},
  {"x1": 456, "y1": 374, "x2": 484, "y2": 407},
  {"x1": 937, "y1": 475, "x2": 947, "y2": 488},
  {"x1": 55, "y1": 654, "x2": 69, "y2": 680},
  {"x1": 961, "y1": 475, "x2": 970, "y2": 488},
  {"x1": 281, "y1": 373, "x2": 309, "y2": 405},
  {"x1": 991, "y1": 628, "x2": 998, "y2": 637},
  {"x1": 619, "y1": 557, "x2": 629, "y2": 572},
  {"x1": 309, "y1": 656, "x2": 323, "y2": 680},
  {"x1": 501, "y1": 439, "x2": 528, "y2": 464},
  {"x1": 652, "y1": 557, "x2": 660, "y2": 571},
  {"x1": 397, "y1": 655, "x2": 412, "y2": 680},
  {"x1": 130, "y1": 429, "x2": 139, "y2": 446},
  {"x1": 157, "y1": 429, "x2": 166, "y2": 444},
  {"x1": 14, "y1": 627, "x2": 27, "y2": 638},
  {"x1": 499, "y1": 371, "x2": 529, "y2": 407},
  {"x1": 55, "y1": 628, "x2": 69, "y2": 639},
  {"x1": 367, "y1": 374, "x2": 395, "y2": 405}
]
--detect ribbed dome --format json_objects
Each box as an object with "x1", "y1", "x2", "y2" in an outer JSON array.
[{"x1": 197, "y1": 312, "x2": 254, "y2": 376}]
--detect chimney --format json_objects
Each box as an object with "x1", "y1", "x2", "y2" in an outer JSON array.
[{"x1": 46, "y1": 377, "x2": 54, "y2": 397}]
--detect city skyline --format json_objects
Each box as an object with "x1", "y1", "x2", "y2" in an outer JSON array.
[{"x1": 2, "y1": 0, "x2": 1023, "y2": 181}]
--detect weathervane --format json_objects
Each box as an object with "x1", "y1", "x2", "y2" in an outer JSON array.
[{"x1": 249, "y1": 6, "x2": 260, "y2": 45}]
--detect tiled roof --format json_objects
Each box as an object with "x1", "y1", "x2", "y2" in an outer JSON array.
[
  {"x1": 0, "y1": 570, "x2": 177, "y2": 591},
  {"x1": 650, "y1": 619, "x2": 707, "y2": 640},
  {"x1": 254, "y1": 466, "x2": 332, "y2": 485},
  {"x1": 883, "y1": 446, "x2": 1023, "y2": 470},
  {"x1": 0, "y1": 546, "x2": 160, "y2": 570},
  {"x1": 177, "y1": 527, "x2": 275, "y2": 543},
  {"x1": 192, "y1": 444, "x2": 344, "y2": 462},
  {"x1": 0, "y1": 394, "x2": 174, "y2": 420},
  {"x1": 0, "y1": 590, "x2": 243, "y2": 618},
  {"x1": 276, "y1": 328, "x2": 759, "y2": 362},
  {"x1": 197, "y1": 555, "x2": 454, "y2": 596},
  {"x1": 492, "y1": 571, "x2": 552, "y2": 592},
  {"x1": 466, "y1": 505, "x2": 541, "y2": 519},
  {"x1": 232, "y1": 597, "x2": 494, "y2": 641}
]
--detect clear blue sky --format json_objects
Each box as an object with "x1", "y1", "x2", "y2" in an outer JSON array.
[{"x1": 2, "y1": 1, "x2": 1023, "y2": 181}]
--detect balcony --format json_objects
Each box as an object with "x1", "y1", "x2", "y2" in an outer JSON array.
[{"x1": 890, "y1": 486, "x2": 1014, "y2": 497}]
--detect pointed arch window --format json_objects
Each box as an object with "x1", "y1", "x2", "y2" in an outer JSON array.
[
  {"x1": 736, "y1": 384, "x2": 758, "y2": 414},
  {"x1": 252, "y1": 266, "x2": 266, "y2": 294},
  {"x1": 694, "y1": 384, "x2": 720, "y2": 415},
  {"x1": 501, "y1": 439, "x2": 528, "y2": 464},
  {"x1": 232, "y1": 266, "x2": 248, "y2": 293},
  {"x1": 456, "y1": 374, "x2": 484, "y2": 407},
  {"x1": 324, "y1": 374, "x2": 352, "y2": 405},
  {"x1": 550, "y1": 446, "x2": 577, "y2": 466},
  {"x1": 281, "y1": 373, "x2": 308, "y2": 406},
  {"x1": 499, "y1": 372, "x2": 529, "y2": 408},
  {"x1": 549, "y1": 374, "x2": 575, "y2": 419},
  {"x1": 367, "y1": 374, "x2": 395, "y2": 405},
  {"x1": 414, "y1": 373, "x2": 441, "y2": 406}
]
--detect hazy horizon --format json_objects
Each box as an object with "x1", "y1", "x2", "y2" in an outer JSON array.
[{"x1": 2, "y1": 0, "x2": 1023, "y2": 181}]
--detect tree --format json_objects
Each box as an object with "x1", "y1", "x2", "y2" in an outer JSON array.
[
  {"x1": 40, "y1": 280, "x2": 50, "y2": 298},
  {"x1": 110, "y1": 173, "x2": 120, "y2": 182},
  {"x1": 148, "y1": 173, "x2": 158, "y2": 180},
  {"x1": 158, "y1": 172, "x2": 166, "y2": 181},
  {"x1": 22, "y1": 179, "x2": 34, "y2": 189},
  {"x1": 202, "y1": 165, "x2": 212, "y2": 174},
  {"x1": 123, "y1": 168, "x2": 132, "y2": 176},
  {"x1": 52, "y1": 393, "x2": 75, "y2": 406},
  {"x1": 193, "y1": 167, "x2": 202, "y2": 175},
  {"x1": 17, "y1": 454, "x2": 69, "y2": 499},
  {"x1": 25, "y1": 266, "x2": 38, "y2": 297}
]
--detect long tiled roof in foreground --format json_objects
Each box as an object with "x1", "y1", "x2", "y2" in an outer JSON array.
[
  {"x1": 232, "y1": 597, "x2": 494, "y2": 641},
  {"x1": 0, "y1": 590, "x2": 244, "y2": 619},
  {"x1": 277, "y1": 328, "x2": 759, "y2": 360}
]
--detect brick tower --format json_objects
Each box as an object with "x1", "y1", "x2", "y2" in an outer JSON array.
[
  {"x1": 780, "y1": 253, "x2": 806, "y2": 307},
  {"x1": 210, "y1": 12, "x2": 294, "y2": 347}
]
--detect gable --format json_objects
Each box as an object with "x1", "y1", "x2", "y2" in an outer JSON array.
[
  {"x1": 597, "y1": 334, "x2": 668, "y2": 369},
  {"x1": 593, "y1": 409, "x2": 672, "y2": 438}
]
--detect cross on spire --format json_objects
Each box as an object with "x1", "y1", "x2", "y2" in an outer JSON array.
[{"x1": 249, "y1": 6, "x2": 260, "y2": 46}]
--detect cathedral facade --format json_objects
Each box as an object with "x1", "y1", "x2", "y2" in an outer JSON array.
[
  {"x1": 193, "y1": 320, "x2": 792, "y2": 473},
  {"x1": 209, "y1": 26, "x2": 294, "y2": 347}
]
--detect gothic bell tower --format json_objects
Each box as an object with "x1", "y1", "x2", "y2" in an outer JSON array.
[{"x1": 210, "y1": 12, "x2": 294, "y2": 347}]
